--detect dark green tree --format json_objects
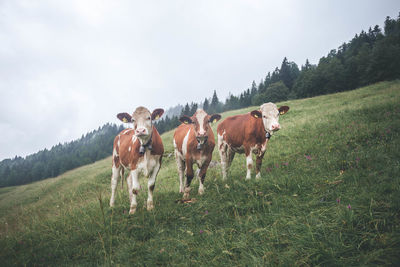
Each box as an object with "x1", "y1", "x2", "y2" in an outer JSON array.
[
  {"x1": 189, "y1": 102, "x2": 198, "y2": 115},
  {"x1": 202, "y1": 98, "x2": 209, "y2": 112},
  {"x1": 181, "y1": 103, "x2": 191, "y2": 116},
  {"x1": 209, "y1": 90, "x2": 221, "y2": 113}
]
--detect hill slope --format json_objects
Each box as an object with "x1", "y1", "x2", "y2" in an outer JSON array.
[{"x1": 1, "y1": 81, "x2": 400, "y2": 266}]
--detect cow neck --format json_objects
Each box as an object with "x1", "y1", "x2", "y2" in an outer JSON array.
[{"x1": 138, "y1": 132, "x2": 153, "y2": 155}]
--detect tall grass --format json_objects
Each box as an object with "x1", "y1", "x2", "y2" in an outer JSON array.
[{"x1": 0, "y1": 81, "x2": 399, "y2": 266}]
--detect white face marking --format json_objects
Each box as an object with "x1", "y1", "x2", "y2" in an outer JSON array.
[
  {"x1": 182, "y1": 129, "x2": 191, "y2": 157},
  {"x1": 195, "y1": 109, "x2": 208, "y2": 136},
  {"x1": 132, "y1": 107, "x2": 153, "y2": 143},
  {"x1": 128, "y1": 146, "x2": 131, "y2": 152},
  {"x1": 260, "y1": 103, "x2": 280, "y2": 133}
]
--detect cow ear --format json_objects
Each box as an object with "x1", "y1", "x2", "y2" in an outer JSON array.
[
  {"x1": 151, "y1": 108, "x2": 164, "y2": 121},
  {"x1": 250, "y1": 110, "x2": 262, "y2": 119},
  {"x1": 278, "y1": 106, "x2": 290, "y2": 115},
  {"x1": 209, "y1": 114, "x2": 221, "y2": 123},
  {"x1": 179, "y1": 115, "x2": 193, "y2": 124},
  {"x1": 117, "y1": 113, "x2": 132, "y2": 123}
]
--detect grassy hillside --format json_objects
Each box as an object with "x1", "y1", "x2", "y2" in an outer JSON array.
[{"x1": 1, "y1": 81, "x2": 399, "y2": 266}]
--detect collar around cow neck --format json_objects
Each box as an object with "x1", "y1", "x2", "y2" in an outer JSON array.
[
  {"x1": 265, "y1": 131, "x2": 272, "y2": 140},
  {"x1": 139, "y1": 136, "x2": 152, "y2": 155}
]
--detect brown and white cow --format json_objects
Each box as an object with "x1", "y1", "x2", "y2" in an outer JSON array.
[
  {"x1": 173, "y1": 109, "x2": 221, "y2": 199},
  {"x1": 110, "y1": 106, "x2": 164, "y2": 214},
  {"x1": 217, "y1": 103, "x2": 289, "y2": 180}
]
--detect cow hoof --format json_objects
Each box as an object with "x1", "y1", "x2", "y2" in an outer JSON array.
[
  {"x1": 109, "y1": 201, "x2": 114, "y2": 207},
  {"x1": 179, "y1": 187, "x2": 184, "y2": 193},
  {"x1": 245, "y1": 176, "x2": 251, "y2": 180},
  {"x1": 183, "y1": 187, "x2": 191, "y2": 199},
  {"x1": 255, "y1": 174, "x2": 261, "y2": 179},
  {"x1": 129, "y1": 207, "x2": 137, "y2": 215},
  {"x1": 198, "y1": 188, "x2": 204, "y2": 195},
  {"x1": 147, "y1": 201, "x2": 154, "y2": 211}
]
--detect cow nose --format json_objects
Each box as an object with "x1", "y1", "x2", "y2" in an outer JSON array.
[
  {"x1": 271, "y1": 123, "x2": 280, "y2": 131},
  {"x1": 135, "y1": 128, "x2": 146, "y2": 135}
]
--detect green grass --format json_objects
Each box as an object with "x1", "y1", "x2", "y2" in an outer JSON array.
[{"x1": 1, "y1": 80, "x2": 400, "y2": 266}]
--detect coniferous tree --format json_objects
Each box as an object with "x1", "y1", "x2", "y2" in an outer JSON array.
[
  {"x1": 202, "y1": 98, "x2": 209, "y2": 112},
  {"x1": 264, "y1": 72, "x2": 272, "y2": 89},
  {"x1": 181, "y1": 103, "x2": 191, "y2": 116},
  {"x1": 209, "y1": 90, "x2": 220, "y2": 113},
  {"x1": 271, "y1": 67, "x2": 280, "y2": 83},
  {"x1": 189, "y1": 102, "x2": 198, "y2": 115},
  {"x1": 302, "y1": 59, "x2": 312, "y2": 71}
]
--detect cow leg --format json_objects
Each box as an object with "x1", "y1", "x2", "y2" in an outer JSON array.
[
  {"x1": 245, "y1": 149, "x2": 253, "y2": 180},
  {"x1": 147, "y1": 160, "x2": 161, "y2": 211},
  {"x1": 218, "y1": 141, "x2": 229, "y2": 180},
  {"x1": 126, "y1": 172, "x2": 133, "y2": 203},
  {"x1": 255, "y1": 152, "x2": 265, "y2": 179},
  {"x1": 227, "y1": 148, "x2": 235, "y2": 168},
  {"x1": 175, "y1": 150, "x2": 186, "y2": 193},
  {"x1": 198, "y1": 159, "x2": 211, "y2": 195},
  {"x1": 120, "y1": 168, "x2": 124, "y2": 190},
  {"x1": 110, "y1": 165, "x2": 121, "y2": 207},
  {"x1": 183, "y1": 160, "x2": 194, "y2": 199},
  {"x1": 128, "y1": 169, "x2": 140, "y2": 214}
]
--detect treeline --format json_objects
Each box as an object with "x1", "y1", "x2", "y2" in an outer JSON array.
[
  {"x1": 156, "y1": 13, "x2": 400, "y2": 134},
  {"x1": 0, "y1": 123, "x2": 124, "y2": 187}
]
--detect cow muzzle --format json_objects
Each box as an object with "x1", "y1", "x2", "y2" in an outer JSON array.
[
  {"x1": 196, "y1": 135, "x2": 208, "y2": 149},
  {"x1": 271, "y1": 123, "x2": 281, "y2": 131},
  {"x1": 135, "y1": 127, "x2": 148, "y2": 136}
]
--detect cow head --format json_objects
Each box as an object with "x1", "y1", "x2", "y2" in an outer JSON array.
[
  {"x1": 179, "y1": 109, "x2": 221, "y2": 148},
  {"x1": 117, "y1": 107, "x2": 164, "y2": 144},
  {"x1": 251, "y1": 103, "x2": 289, "y2": 135}
]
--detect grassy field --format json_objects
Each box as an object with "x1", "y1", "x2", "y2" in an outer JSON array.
[{"x1": 1, "y1": 81, "x2": 399, "y2": 266}]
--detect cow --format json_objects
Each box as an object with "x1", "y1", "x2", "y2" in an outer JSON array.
[
  {"x1": 110, "y1": 106, "x2": 164, "y2": 214},
  {"x1": 173, "y1": 109, "x2": 221, "y2": 199},
  {"x1": 217, "y1": 103, "x2": 289, "y2": 180}
]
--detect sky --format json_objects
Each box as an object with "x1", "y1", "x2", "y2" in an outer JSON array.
[{"x1": 0, "y1": 0, "x2": 399, "y2": 160}]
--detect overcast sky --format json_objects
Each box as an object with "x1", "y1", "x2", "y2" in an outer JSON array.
[{"x1": 0, "y1": 0, "x2": 398, "y2": 160}]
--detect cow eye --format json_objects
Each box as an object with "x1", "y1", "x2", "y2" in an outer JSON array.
[{"x1": 147, "y1": 117, "x2": 151, "y2": 120}]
